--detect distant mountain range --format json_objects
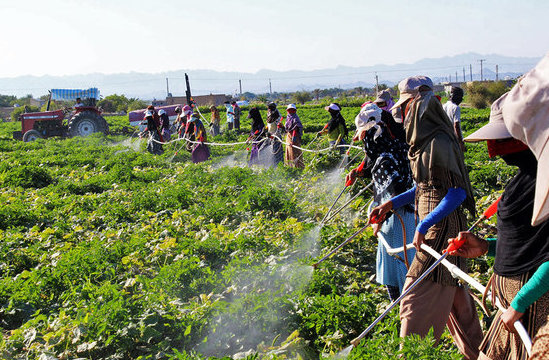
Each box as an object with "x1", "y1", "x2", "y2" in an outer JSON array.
[{"x1": 0, "y1": 52, "x2": 542, "y2": 100}]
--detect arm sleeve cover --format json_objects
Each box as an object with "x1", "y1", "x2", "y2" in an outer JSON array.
[
  {"x1": 417, "y1": 187, "x2": 466, "y2": 235},
  {"x1": 511, "y1": 261, "x2": 549, "y2": 313},
  {"x1": 391, "y1": 186, "x2": 416, "y2": 209}
]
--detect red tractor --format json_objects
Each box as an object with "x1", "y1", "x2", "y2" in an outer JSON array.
[{"x1": 13, "y1": 88, "x2": 109, "y2": 142}]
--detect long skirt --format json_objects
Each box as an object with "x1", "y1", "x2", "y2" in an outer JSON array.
[
  {"x1": 271, "y1": 137, "x2": 284, "y2": 166},
  {"x1": 147, "y1": 131, "x2": 163, "y2": 155},
  {"x1": 376, "y1": 207, "x2": 416, "y2": 292},
  {"x1": 162, "y1": 128, "x2": 171, "y2": 143},
  {"x1": 210, "y1": 124, "x2": 220, "y2": 137},
  {"x1": 284, "y1": 133, "x2": 304, "y2": 169},
  {"x1": 478, "y1": 273, "x2": 549, "y2": 360},
  {"x1": 192, "y1": 143, "x2": 210, "y2": 163}
]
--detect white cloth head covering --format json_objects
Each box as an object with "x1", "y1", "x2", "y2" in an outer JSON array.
[
  {"x1": 353, "y1": 103, "x2": 383, "y2": 141},
  {"x1": 502, "y1": 52, "x2": 549, "y2": 226}
]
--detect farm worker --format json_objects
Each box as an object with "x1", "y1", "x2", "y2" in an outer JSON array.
[
  {"x1": 187, "y1": 113, "x2": 210, "y2": 163},
  {"x1": 373, "y1": 90, "x2": 407, "y2": 143},
  {"x1": 373, "y1": 89, "x2": 395, "y2": 111},
  {"x1": 209, "y1": 105, "x2": 221, "y2": 136},
  {"x1": 225, "y1": 101, "x2": 235, "y2": 131},
  {"x1": 317, "y1": 103, "x2": 348, "y2": 152},
  {"x1": 178, "y1": 105, "x2": 192, "y2": 139},
  {"x1": 74, "y1": 97, "x2": 84, "y2": 108},
  {"x1": 345, "y1": 103, "x2": 416, "y2": 301},
  {"x1": 369, "y1": 76, "x2": 482, "y2": 359},
  {"x1": 284, "y1": 104, "x2": 304, "y2": 169},
  {"x1": 232, "y1": 101, "x2": 241, "y2": 131},
  {"x1": 449, "y1": 91, "x2": 549, "y2": 360},
  {"x1": 500, "y1": 53, "x2": 549, "y2": 359},
  {"x1": 158, "y1": 109, "x2": 171, "y2": 142},
  {"x1": 142, "y1": 110, "x2": 163, "y2": 155},
  {"x1": 247, "y1": 107, "x2": 267, "y2": 166},
  {"x1": 266, "y1": 102, "x2": 284, "y2": 166},
  {"x1": 443, "y1": 87, "x2": 465, "y2": 150}
]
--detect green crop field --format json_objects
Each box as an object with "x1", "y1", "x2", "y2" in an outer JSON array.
[{"x1": 0, "y1": 106, "x2": 512, "y2": 359}]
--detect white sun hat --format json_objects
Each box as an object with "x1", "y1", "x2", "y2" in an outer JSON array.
[{"x1": 502, "y1": 52, "x2": 549, "y2": 226}]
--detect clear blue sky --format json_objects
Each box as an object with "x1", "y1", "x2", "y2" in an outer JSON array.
[{"x1": 1, "y1": 0, "x2": 547, "y2": 78}]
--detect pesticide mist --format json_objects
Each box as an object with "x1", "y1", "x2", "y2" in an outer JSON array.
[{"x1": 196, "y1": 225, "x2": 321, "y2": 358}]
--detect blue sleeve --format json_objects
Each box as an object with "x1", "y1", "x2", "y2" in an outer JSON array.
[
  {"x1": 391, "y1": 186, "x2": 416, "y2": 209},
  {"x1": 417, "y1": 187, "x2": 466, "y2": 235},
  {"x1": 511, "y1": 261, "x2": 549, "y2": 313}
]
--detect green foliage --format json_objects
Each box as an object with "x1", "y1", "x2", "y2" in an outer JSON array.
[
  {"x1": 99, "y1": 94, "x2": 147, "y2": 113},
  {"x1": 0, "y1": 94, "x2": 17, "y2": 107},
  {"x1": 0, "y1": 104, "x2": 505, "y2": 360},
  {"x1": 292, "y1": 91, "x2": 312, "y2": 104},
  {"x1": 10, "y1": 105, "x2": 41, "y2": 121},
  {"x1": 465, "y1": 81, "x2": 510, "y2": 109},
  {"x1": 1, "y1": 164, "x2": 54, "y2": 188}
]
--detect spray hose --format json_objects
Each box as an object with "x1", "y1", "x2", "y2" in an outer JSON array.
[{"x1": 349, "y1": 196, "x2": 532, "y2": 354}]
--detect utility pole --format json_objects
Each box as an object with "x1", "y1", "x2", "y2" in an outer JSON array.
[
  {"x1": 463, "y1": 67, "x2": 466, "y2": 82},
  {"x1": 496, "y1": 65, "x2": 499, "y2": 81},
  {"x1": 375, "y1": 72, "x2": 379, "y2": 95},
  {"x1": 479, "y1": 59, "x2": 486, "y2": 81},
  {"x1": 269, "y1": 78, "x2": 272, "y2": 95},
  {"x1": 469, "y1": 64, "x2": 473, "y2": 82},
  {"x1": 239, "y1": 79, "x2": 242, "y2": 97},
  {"x1": 166, "y1": 77, "x2": 170, "y2": 97},
  {"x1": 455, "y1": 71, "x2": 458, "y2": 83}
]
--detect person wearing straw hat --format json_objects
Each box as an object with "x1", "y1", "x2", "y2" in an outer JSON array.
[
  {"x1": 450, "y1": 90, "x2": 549, "y2": 360},
  {"x1": 284, "y1": 103, "x2": 304, "y2": 169},
  {"x1": 346, "y1": 102, "x2": 416, "y2": 301},
  {"x1": 370, "y1": 75, "x2": 482, "y2": 359}
]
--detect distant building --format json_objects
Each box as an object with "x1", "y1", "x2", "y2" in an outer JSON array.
[
  {"x1": 151, "y1": 99, "x2": 167, "y2": 107},
  {"x1": 166, "y1": 94, "x2": 231, "y2": 107},
  {"x1": 29, "y1": 98, "x2": 45, "y2": 108},
  {"x1": 0, "y1": 107, "x2": 15, "y2": 120}
]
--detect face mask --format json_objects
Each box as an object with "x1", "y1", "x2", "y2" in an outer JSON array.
[{"x1": 486, "y1": 139, "x2": 529, "y2": 158}]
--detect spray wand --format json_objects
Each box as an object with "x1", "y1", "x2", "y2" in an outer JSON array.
[
  {"x1": 312, "y1": 212, "x2": 382, "y2": 269},
  {"x1": 349, "y1": 196, "x2": 502, "y2": 348}
]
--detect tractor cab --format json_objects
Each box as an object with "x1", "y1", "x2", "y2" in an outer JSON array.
[{"x1": 13, "y1": 88, "x2": 109, "y2": 141}]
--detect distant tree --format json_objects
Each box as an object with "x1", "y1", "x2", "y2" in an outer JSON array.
[
  {"x1": 0, "y1": 95, "x2": 17, "y2": 107},
  {"x1": 11, "y1": 105, "x2": 40, "y2": 121},
  {"x1": 256, "y1": 94, "x2": 268, "y2": 103},
  {"x1": 313, "y1": 89, "x2": 321, "y2": 101},
  {"x1": 465, "y1": 81, "x2": 510, "y2": 109},
  {"x1": 128, "y1": 99, "x2": 147, "y2": 112},
  {"x1": 292, "y1": 91, "x2": 312, "y2": 104},
  {"x1": 99, "y1": 94, "x2": 132, "y2": 113}
]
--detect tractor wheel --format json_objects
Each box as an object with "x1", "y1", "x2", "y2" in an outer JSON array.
[
  {"x1": 22, "y1": 129, "x2": 43, "y2": 142},
  {"x1": 68, "y1": 111, "x2": 108, "y2": 137}
]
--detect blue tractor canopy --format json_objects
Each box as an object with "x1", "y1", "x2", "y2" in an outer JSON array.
[{"x1": 50, "y1": 88, "x2": 100, "y2": 101}]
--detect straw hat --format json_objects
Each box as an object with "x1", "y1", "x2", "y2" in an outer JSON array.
[{"x1": 502, "y1": 52, "x2": 549, "y2": 226}]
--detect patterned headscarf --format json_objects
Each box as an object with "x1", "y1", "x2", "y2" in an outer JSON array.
[{"x1": 361, "y1": 119, "x2": 413, "y2": 202}]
